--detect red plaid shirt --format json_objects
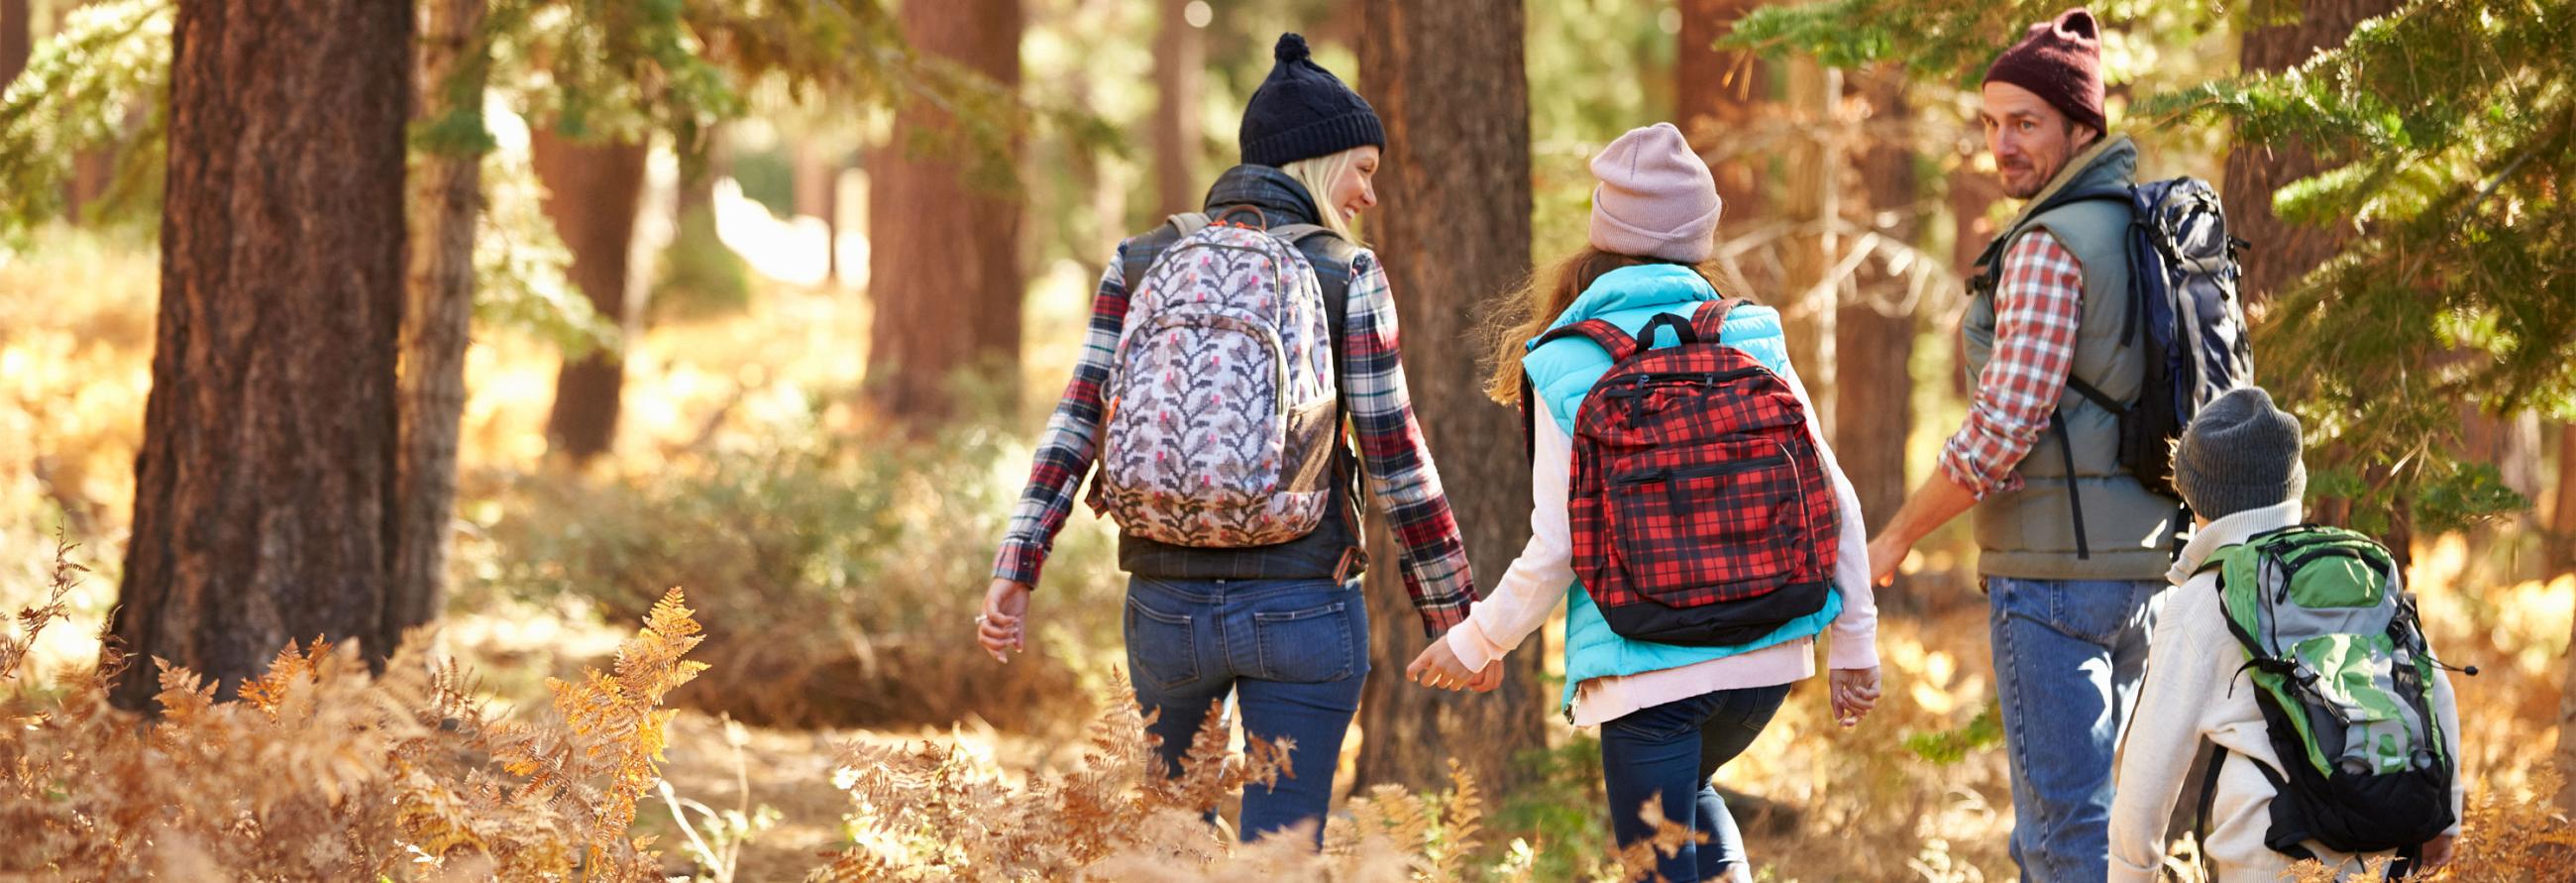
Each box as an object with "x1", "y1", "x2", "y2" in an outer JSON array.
[
  {"x1": 993, "y1": 244, "x2": 1475, "y2": 634},
  {"x1": 1939, "y1": 231, "x2": 2084, "y2": 498}
]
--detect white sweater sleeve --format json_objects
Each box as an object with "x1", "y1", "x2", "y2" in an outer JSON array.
[
  {"x1": 2107, "y1": 585, "x2": 2219, "y2": 883},
  {"x1": 1773, "y1": 361, "x2": 1878, "y2": 670},
  {"x1": 2433, "y1": 664, "x2": 2465, "y2": 836},
  {"x1": 1445, "y1": 408, "x2": 1573, "y2": 671}
]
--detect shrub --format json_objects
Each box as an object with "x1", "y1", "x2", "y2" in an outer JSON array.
[{"x1": 468, "y1": 421, "x2": 1127, "y2": 734}]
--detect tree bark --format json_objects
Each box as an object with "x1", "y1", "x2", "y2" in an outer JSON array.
[
  {"x1": 110, "y1": 0, "x2": 412, "y2": 710},
  {"x1": 530, "y1": 129, "x2": 648, "y2": 464},
  {"x1": 1351, "y1": 0, "x2": 1544, "y2": 796},
  {"x1": 1836, "y1": 65, "x2": 1915, "y2": 539},
  {"x1": 2551, "y1": 424, "x2": 2576, "y2": 575},
  {"x1": 1674, "y1": 0, "x2": 1766, "y2": 226},
  {"x1": 1, "y1": 0, "x2": 30, "y2": 89},
  {"x1": 2224, "y1": 0, "x2": 2401, "y2": 304},
  {"x1": 2560, "y1": 610, "x2": 2576, "y2": 813},
  {"x1": 389, "y1": 0, "x2": 490, "y2": 640},
  {"x1": 1778, "y1": 58, "x2": 1840, "y2": 436},
  {"x1": 864, "y1": 0, "x2": 1023, "y2": 422},
  {"x1": 1149, "y1": 0, "x2": 1205, "y2": 218}
]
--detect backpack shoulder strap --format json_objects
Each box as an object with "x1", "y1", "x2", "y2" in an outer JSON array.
[
  {"x1": 1270, "y1": 222, "x2": 1335, "y2": 245},
  {"x1": 1278, "y1": 222, "x2": 1365, "y2": 516},
  {"x1": 1532, "y1": 318, "x2": 1645, "y2": 365},
  {"x1": 1118, "y1": 212, "x2": 1216, "y2": 294},
  {"x1": 1687, "y1": 297, "x2": 1748, "y2": 344}
]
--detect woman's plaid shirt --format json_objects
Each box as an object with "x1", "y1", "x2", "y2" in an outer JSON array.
[
  {"x1": 1940, "y1": 231, "x2": 2086, "y2": 498},
  {"x1": 991, "y1": 243, "x2": 1476, "y2": 635}
]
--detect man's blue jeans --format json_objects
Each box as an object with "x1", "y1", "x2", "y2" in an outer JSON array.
[
  {"x1": 1986, "y1": 576, "x2": 2164, "y2": 883},
  {"x1": 1124, "y1": 575, "x2": 1368, "y2": 845},
  {"x1": 1598, "y1": 683, "x2": 1793, "y2": 883}
]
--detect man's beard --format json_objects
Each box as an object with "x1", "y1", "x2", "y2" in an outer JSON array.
[{"x1": 2000, "y1": 164, "x2": 2043, "y2": 199}]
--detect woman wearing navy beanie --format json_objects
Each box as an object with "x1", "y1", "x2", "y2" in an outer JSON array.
[{"x1": 981, "y1": 33, "x2": 1477, "y2": 846}]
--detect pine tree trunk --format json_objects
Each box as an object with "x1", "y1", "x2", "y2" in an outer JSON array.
[
  {"x1": 1, "y1": 0, "x2": 30, "y2": 89},
  {"x1": 2560, "y1": 611, "x2": 2576, "y2": 813},
  {"x1": 109, "y1": 0, "x2": 412, "y2": 711},
  {"x1": 1836, "y1": 65, "x2": 1915, "y2": 539},
  {"x1": 1351, "y1": 0, "x2": 1544, "y2": 796},
  {"x1": 530, "y1": 129, "x2": 648, "y2": 464},
  {"x1": 389, "y1": 0, "x2": 490, "y2": 639},
  {"x1": 1149, "y1": 0, "x2": 1205, "y2": 218},
  {"x1": 792, "y1": 139, "x2": 836, "y2": 282},
  {"x1": 1674, "y1": 0, "x2": 1766, "y2": 227},
  {"x1": 1778, "y1": 58, "x2": 1840, "y2": 435},
  {"x1": 2224, "y1": 0, "x2": 2400, "y2": 304},
  {"x1": 865, "y1": 0, "x2": 1022, "y2": 422},
  {"x1": 2550, "y1": 423, "x2": 2576, "y2": 575}
]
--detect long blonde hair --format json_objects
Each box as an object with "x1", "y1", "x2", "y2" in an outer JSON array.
[
  {"x1": 1481, "y1": 246, "x2": 1753, "y2": 404},
  {"x1": 1282, "y1": 149, "x2": 1363, "y2": 243}
]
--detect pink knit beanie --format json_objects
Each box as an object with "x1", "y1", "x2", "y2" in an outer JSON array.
[{"x1": 1588, "y1": 122, "x2": 1721, "y2": 264}]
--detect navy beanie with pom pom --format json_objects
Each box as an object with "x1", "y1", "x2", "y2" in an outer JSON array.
[{"x1": 1238, "y1": 33, "x2": 1384, "y2": 167}]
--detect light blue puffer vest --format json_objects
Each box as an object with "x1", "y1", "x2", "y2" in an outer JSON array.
[{"x1": 1522, "y1": 265, "x2": 1843, "y2": 717}]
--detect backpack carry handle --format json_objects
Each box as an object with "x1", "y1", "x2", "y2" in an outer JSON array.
[
  {"x1": 1213, "y1": 204, "x2": 1270, "y2": 229},
  {"x1": 1637, "y1": 313, "x2": 1698, "y2": 350}
]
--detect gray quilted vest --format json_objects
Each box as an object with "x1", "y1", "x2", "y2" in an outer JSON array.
[{"x1": 1962, "y1": 136, "x2": 2179, "y2": 581}]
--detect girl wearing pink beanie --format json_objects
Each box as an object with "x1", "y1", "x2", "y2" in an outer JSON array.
[{"x1": 1412, "y1": 123, "x2": 1881, "y2": 882}]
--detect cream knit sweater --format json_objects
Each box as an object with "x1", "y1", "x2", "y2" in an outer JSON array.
[{"x1": 2107, "y1": 501, "x2": 2463, "y2": 882}]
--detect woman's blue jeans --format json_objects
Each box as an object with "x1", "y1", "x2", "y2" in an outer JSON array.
[{"x1": 1124, "y1": 575, "x2": 1369, "y2": 845}]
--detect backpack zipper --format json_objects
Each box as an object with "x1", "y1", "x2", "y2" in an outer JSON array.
[{"x1": 1611, "y1": 454, "x2": 1789, "y2": 486}]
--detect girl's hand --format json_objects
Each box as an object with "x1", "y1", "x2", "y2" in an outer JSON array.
[
  {"x1": 978, "y1": 579, "x2": 1031, "y2": 663},
  {"x1": 1829, "y1": 666, "x2": 1880, "y2": 727},
  {"x1": 1407, "y1": 639, "x2": 1499, "y2": 692}
]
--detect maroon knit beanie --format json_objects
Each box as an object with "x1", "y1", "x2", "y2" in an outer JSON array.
[{"x1": 1983, "y1": 9, "x2": 2106, "y2": 136}]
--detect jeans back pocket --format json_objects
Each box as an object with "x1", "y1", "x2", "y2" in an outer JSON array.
[
  {"x1": 1251, "y1": 600, "x2": 1357, "y2": 684},
  {"x1": 1126, "y1": 595, "x2": 1201, "y2": 689}
]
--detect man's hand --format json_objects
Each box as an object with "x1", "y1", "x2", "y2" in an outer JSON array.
[
  {"x1": 1867, "y1": 534, "x2": 1909, "y2": 588},
  {"x1": 977, "y1": 579, "x2": 1031, "y2": 663}
]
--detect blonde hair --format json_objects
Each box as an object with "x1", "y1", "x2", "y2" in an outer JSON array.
[
  {"x1": 1281, "y1": 149, "x2": 1364, "y2": 243},
  {"x1": 1481, "y1": 247, "x2": 1753, "y2": 404}
]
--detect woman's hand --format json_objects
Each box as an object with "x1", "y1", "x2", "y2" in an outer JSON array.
[
  {"x1": 1406, "y1": 639, "x2": 1501, "y2": 693},
  {"x1": 978, "y1": 579, "x2": 1031, "y2": 663},
  {"x1": 1829, "y1": 666, "x2": 1880, "y2": 727}
]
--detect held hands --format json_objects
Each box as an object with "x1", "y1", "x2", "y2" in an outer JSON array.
[
  {"x1": 977, "y1": 579, "x2": 1031, "y2": 663},
  {"x1": 1829, "y1": 666, "x2": 1880, "y2": 727},
  {"x1": 1406, "y1": 638, "x2": 1503, "y2": 693}
]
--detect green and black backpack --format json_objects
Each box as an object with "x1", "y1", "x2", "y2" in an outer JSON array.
[{"x1": 2194, "y1": 525, "x2": 2461, "y2": 865}]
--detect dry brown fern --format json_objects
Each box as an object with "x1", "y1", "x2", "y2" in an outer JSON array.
[
  {"x1": 0, "y1": 579, "x2": 715, "y2": 881},
  {"x1": 820, "y1": 676, "x2": 1538, "y2": 882}
]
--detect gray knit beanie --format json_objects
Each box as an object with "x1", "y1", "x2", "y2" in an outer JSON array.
[{"x1": 2172, "y1": 386, "x2": 2308, "y2": 519}]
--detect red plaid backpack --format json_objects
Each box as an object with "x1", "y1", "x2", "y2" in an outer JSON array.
[{"x1": 1527, "y1": 298, "x2": 1840, "y2": 646}]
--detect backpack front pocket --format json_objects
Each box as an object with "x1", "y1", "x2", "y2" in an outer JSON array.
[{"x1": 1605, "y1": 450, "x2": 1810, "y2": 605}]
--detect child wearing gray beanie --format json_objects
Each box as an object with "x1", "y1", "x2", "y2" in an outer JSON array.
[
  {"x1": 2106, "y1": 385, "x2": 2464, "y2": 882},
  {"x1": 2171, "y1": 386, "x2": 2308, "y2": 522}
]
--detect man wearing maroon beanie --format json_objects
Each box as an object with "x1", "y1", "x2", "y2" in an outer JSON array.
[{"x1": 1864, "y1": 9, "x2": 2179, "y2": 883}]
